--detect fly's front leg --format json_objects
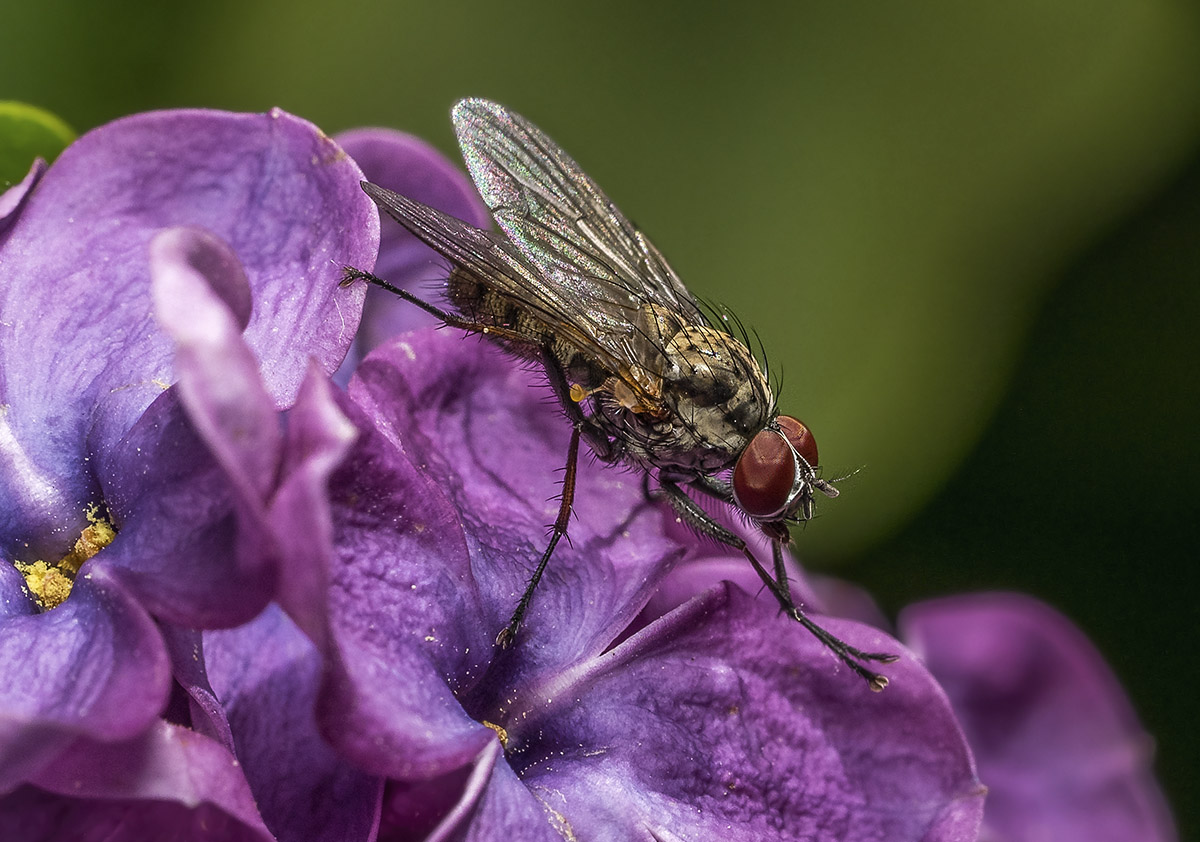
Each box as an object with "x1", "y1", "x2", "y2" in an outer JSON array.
[
  {"x1": 766, "y1": 534, "x2": 897, "y2": 691},
  {"x1": 689, "y1": 472, "x2": 733, "y2": 502},
  {"x1": 652, "y1": 479, "x2": 897, "y2": 691}
]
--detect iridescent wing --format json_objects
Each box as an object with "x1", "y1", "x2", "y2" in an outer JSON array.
[
  {"x1": 452, "y1": 98, "x2": 709, "y2": 366},
  {"x1": 360, "y1": 182, "x2": 618, "y2": 361}
]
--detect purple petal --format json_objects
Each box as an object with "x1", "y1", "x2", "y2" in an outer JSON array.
[
  {"x1": 901, "y1": 593, "x2": 1176, "y2": 842},
  {"x1": 152, "y1": 224, "x2": 254, "y2": 329},
  {"x1": 0, "y1": 108, "x2": 374, "y2": 557},
  {"x1": 0, "y1": 158, "x2": 45, "y2": 238},
  {"x1": 269, "y1": 363, "x2": 356, "y2": 647},
  {"x1": 0, "y1": 720, "x2": 274, "y2": 842},
  {"x1": 0, "y1": 564, "x2": 170, "y2": 791},
  {"x1": 0, "y1": 563, "x2": 29, "y2": 619},
  {"x1": 98, "y1": 389, "x2": 275, "y2": 627},
  {"x1": 316, "y1": 388, "x2": 495, "y2": 779},
  {"x1": 151, "y1": 226, "x2": 280, "y2": 505},
  {"x1": 0, "y1": 788, "x2": 270, "y2": 842},
  {"x1": 498, "y1": 583, "x2": 983, "y2": 842},
  {"x1": 336, "y1": 128, "x2": 489, "y2": 350},
  {"x1": 352, "y1": 331, "x2": 684, "y2": 677},
  {"x1": 318, "y1": 329, "x2": 682, "y2": 778},
  {"x1": 206, "y1": 604, "x2": 381, "y2": 842},
  {"x1": 102, "y1": 237, "x2": 355, "y2": 631},
  {"x1": 421, "y1": 743, "x2": 564, "y2": 842},
  {"x1": 159, "y1": 624, "x2": 236, "y2": 753}
]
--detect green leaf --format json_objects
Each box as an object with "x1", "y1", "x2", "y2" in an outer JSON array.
[{"x1": 0, "y1": 102, "x2": 75, "y2": 187}]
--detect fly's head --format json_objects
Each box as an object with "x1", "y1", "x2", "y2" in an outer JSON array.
[
  {"x1": 731, "y1": 415, "x2": 839, "y2": 524},
  {"x1": 658, "y1": 324, "x2": 774, "y2": 473}
]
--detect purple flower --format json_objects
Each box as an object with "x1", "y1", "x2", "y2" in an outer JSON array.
[
  {"x1": 198, "y1": 129, "x2": 985, "y2": 841},
  {"x1": 341, "y1": 330, "x2": 986, "y2": 840},
  {"x1": 0, "y1": 108, "x2": 376, "y2": 834},
  {"x1": 901, "y1": 594, "x2": 1177, "y2": 842}
]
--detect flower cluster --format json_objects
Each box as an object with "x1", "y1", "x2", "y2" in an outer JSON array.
[{"x1": 0, "y1": 109, "x2": 1175, "y2": 842}]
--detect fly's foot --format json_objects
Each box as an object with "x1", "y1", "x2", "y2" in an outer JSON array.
[
  {"x1": 495, "y1": 622, "x2": 520, "y2": 649},
  {"x1": 788, "y1": 607, "x2": 899, "y2": 693},
  {"x1": 339, "y1": 266, "x2": 374, "y2": 287}
]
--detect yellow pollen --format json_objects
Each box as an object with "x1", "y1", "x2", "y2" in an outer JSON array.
[
  {"x1": 13, "y1": 506, "x2": 116, "y2": 611},
  {"x1": 482, "y1": 720, "x2": 509, "y2": 748},
  {"x1": 14, "y1": 561, "x2": 74, "y2": 610},
  {"x1": 59, "y1": 518, "x2": 116, "y2": 575}
]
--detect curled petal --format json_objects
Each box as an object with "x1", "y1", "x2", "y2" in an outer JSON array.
[
  {"x1": 269, "y1": 363, "x2": 356, "y2": 648},
  {"x1": 0, "y1": 720, "x2": 273, "y2": 842},
  {"x1": 151, "y1": 226, "x2": 280, "y2": 506},
  {"x1": 152, "y1": 225, "x2": 253, "y2": 329},
  {"x1": 106, "y1": 234, "x2": 355, "y2": 630}
]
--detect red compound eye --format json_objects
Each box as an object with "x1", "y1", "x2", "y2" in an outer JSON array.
[
  {"x1": 732, "y1": 417, "x2": 820, "y2": 520},
  {"x1": 733, "y1": 429, "x2": 795, "y2": 519},
  {"x1": 777, "y1": 416, "x2": 819, "y2": 469}
]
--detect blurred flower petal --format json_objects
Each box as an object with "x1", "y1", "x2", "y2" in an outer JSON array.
[{"x1": 902, "y1": 593, "x2": 1176, "y2": 842}]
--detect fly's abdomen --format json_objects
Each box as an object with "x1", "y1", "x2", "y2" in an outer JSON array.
[{"x1": 445, "y1": 268, "x2": 611, "y2": 389}]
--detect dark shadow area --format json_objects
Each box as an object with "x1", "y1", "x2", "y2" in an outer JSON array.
[{"x1": 852, "y1": 144, "x2": 1200, "y2": 840}]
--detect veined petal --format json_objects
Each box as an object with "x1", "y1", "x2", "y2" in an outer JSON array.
[
  {"x1": 0, "y1": 108, "x2": 374, "y2": 558},
  {"x1": 503, "y1": 584, "x2": 983, "y2": 842},
  {"x1": 0, "y1": 564, "x2": 170, "y2": 792}
]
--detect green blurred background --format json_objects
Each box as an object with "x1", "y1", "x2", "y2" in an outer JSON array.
[{"x1": 4, "y1": 1, "x2": 1198, "y2": 836}]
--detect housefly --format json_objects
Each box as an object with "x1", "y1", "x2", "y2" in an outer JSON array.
[{"x1": 342, "y1": 99, "x2": 897, "y2": 690}]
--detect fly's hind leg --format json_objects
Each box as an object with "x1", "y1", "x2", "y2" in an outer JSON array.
[
  {"x1": 653, "y1": 479, "x2": 897, "y2": 691},
  {"x1": 341, "y1": 268, "x2": 535, "y2": 345}
]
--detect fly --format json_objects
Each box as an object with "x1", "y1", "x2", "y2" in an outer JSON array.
[{"x1": 342, "y1": 99, "x2": 897, "y2": 690}]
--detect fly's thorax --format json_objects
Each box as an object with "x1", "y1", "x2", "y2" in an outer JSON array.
[
  {"x1": 589, "y1": 320, "x2": 774, "y2": 474},
  {"x1": 658, "y1": 323, "x2": 773, "y2": 459}
]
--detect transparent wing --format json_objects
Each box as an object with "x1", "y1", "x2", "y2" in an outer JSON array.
[
  {"x1": 361, "y1": 182, "x2": 634, "y2": 368},
  {"x1": 452, "y1": 98, "x2": 709, "y2": 362}
]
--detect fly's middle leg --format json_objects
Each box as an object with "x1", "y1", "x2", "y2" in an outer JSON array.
[
  {"x1": 496, "y1": 425, "x2": 581, "y2": 648},
  {"x1": 496, "y1": 351, "x2": 607, "y2": 646},
  {"x1": 652, "y1": 479, "x2": 897, "y2": 691}
]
